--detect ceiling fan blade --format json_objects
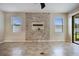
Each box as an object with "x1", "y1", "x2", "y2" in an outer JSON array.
[{"x1": 40, "y1": 3, "x2": 45, "y2": 9}]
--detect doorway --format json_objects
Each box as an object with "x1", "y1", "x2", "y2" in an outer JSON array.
[{"x1": 72, "y1": 14, "x2": 79, "y2": 44}]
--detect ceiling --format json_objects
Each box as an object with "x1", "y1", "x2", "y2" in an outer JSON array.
[{"x1": 0, "y1": 3, "x2": 79, "y2": 13}]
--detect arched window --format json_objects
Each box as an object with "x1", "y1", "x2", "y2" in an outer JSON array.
[
  {"x1": 11, "y1": 16, "x2": 22, "y2": 32},
  {"x1": 54, "y1": 16, "x2": 63, "y2": 32}
]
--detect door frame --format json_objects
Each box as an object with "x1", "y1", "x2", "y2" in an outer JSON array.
[{"x1": 72, "y1": 15, "x2": 74, "y2": 43}]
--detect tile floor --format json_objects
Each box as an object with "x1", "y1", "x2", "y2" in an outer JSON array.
[{"x1": 0, "y1": 42, "x2": 79, "y2": 56}]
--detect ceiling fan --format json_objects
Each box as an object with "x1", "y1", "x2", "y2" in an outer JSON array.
[{"x1": 40, "y1": 3, "x2": 45, "y2": 9}]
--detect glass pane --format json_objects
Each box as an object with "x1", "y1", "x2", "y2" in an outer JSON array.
[
  {"x1": 55, "y1": 28, "x2": 62, "y2": 32},
  {"x1": 54, "y1": 16, "x2": 63, "y2": 25},
  {"x1": 11, "y1": 16, "x2": 22, "y2": 32},
  {"x1": 75, "y1": 18, "x2": 79, "y2": 24},
  {"x1": 74, "y1": 18, "x2": 79, "y2": 41}
]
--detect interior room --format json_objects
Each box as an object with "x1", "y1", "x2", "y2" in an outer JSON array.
[{"x1": 0, "y1": 3, "x2": 79, "y2": 56}]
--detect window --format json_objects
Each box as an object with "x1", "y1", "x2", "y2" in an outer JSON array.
[
  {"x1": 11, "y1": 16, "x2": 22, "y2": 32},
  {"x1": 54, "y1": 16, "x2": 63, "y2": 32}
]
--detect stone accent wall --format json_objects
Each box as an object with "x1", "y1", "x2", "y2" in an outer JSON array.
[
  {"x1": 0, "y1": 12, "x2": 4, "y2": 43},
  {"x1": 25, "y1": 13, "x2": 50, "y2": 42}
]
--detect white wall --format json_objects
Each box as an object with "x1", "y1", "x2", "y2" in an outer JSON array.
[
  {"x1": 50, "y1": 13, "x2": 68, "y2": 42},
  {"x1": 4, "y1": 12, "x2": 68, "y2": 42},
  {"x1": 4, "y1": 12, "x2": 26, "y2": 42}
]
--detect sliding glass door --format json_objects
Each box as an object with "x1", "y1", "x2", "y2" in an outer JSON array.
[{"x1": 72, "y1": 14, "x2": 79, "y2": 44}]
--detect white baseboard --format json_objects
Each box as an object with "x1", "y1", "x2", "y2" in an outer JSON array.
[{"x1": 4, "y1": 40, "x2": 66, "y2": 42}]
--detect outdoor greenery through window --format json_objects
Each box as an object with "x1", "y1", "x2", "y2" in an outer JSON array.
[{"x1": 74, "y1": 17, "x2": 79, "y2": 40}]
